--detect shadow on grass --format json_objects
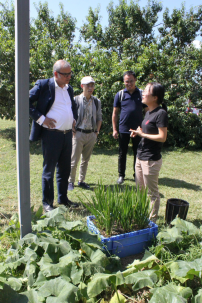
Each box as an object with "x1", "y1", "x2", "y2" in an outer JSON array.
[
  {"x1": 0, "y1": 213, "x2": 13, "y2": 227},
  {"x1": 190, "y1": 219, "x2": 202, "y2": 228},
  {"x1": 29, "y1": 141, "x2": 42, "y2": 155},
  {"x1": 0, "y1": 127, "x2": 16, "y2": 147},
  {"x1": 93, "y1": 144, "x2": 134, "y2": 156},
  {"x1": 69, "y1": 206, "x2": 91, "y2": 217},
  {"x1": 159, "y1": 177, "x2": 201, "y2": 191},
  {"x1": 0, "y1": 126, "x2": 43, "y2": 155}
]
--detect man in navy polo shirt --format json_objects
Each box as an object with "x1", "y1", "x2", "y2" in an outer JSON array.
[{"x1": 112, "y1": 71, "x2": 147, "y2": 184}]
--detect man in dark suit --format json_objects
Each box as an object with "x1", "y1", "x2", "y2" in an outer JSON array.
[{"x1": 29, "y1": 59, "x2": 78, "y2": 212}]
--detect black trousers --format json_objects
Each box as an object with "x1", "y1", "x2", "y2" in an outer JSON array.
[
  {"x1": 118, "y1": 133, "x2": 141, "y2": 178},
  {"x1": 41, "y1": 128, "x2": 72, "y2": 206}
]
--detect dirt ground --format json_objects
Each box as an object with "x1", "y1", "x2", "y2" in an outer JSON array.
[{"x1": 120, "y1": 253, "x2": 144, "y2": 270}]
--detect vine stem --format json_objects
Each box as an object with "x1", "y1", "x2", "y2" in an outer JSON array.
[{"x1": 0, "y1": 212, "x2": 8, "y2": 220}]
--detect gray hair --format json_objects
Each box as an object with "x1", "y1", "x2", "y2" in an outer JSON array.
[{"x1": 53, "y1": 60, "x2": 71, "y2": 74}]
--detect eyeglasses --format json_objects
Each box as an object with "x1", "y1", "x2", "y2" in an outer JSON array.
[
  {"x1": 57, "y1": 71, "x2": 73, "y2": 77},
  {"x1": 85, "y1": 83, "x2": 95, "y2": 88},
  {"x1": 124, "y1": 80, "x2": 135, "y2": 84}
]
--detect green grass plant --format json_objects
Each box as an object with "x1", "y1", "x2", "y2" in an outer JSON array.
[{"x1": 81, "y1": 183, "x2": 152, "y2": 236}]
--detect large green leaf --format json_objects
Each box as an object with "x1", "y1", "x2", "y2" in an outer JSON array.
[
  {"x1": 37, "y1": 277, "x2": 78, "y2": 302},
  {"x1": 6, "y1": 277, "x2": 22, "y2": 291},
  {"x1": 123, "y1": 250, "x2": 159, "y2": 277},
  {"x1": 59, "y1": 262, "x2": 83, "y2": 284},
  {"x1": 0, "y1": 263, "x2": 7, "y2": 274},
  {"x1": 37, "y1": 254, "x2": 64, "y2": 277},
  {"x1": 58, "y1": 239, "x2": 72, "y2": 255},
  {"x1": 125, "y1": 270, "x2": 158, "y2": 291},
  {"x1": 157, "y1": 226, "x2": 183, "y2": 244},
  {"x1": 167, "y1": 261, "x2": 188, "y2": 283},
  {"x1": 170, "y1": 257, "x2": 202, "y2": 280},
  {"x1": 67, "y1": 230, "x2": 102, "y2": 249},
  {"x1": 110, "y1": 291, "x2": 126, "y2": 303},
  {"x1": 21, "y1": 290, "x2": 41, "y2": 303},
  {"x1": 59, "y1": 220, "x2": 83, "y2": 230},
  {"x1": 87, "y1": 271, "x2": 124, "y2": 298},
  {"x1": 192, "y1": 289, "x2": 202, "y2": 303},
  {"x1": 33, "y1": 271, "x2": 48, "y2": 288},
  {"x1": 23, "y1": 261, "x2": 38, "y2": 287},
  {"x1": 32, "y1": 207, "x2": 67, "y2": 231},
  {"x1": 82, "y1": 261, "x2": 105, "y2": 278},
  {"x1": 18, "y1": 234, "x2": 39, "y2": 246},
  {"x1": 81, "y1": 242, "x2": 109, "y2": 267},
  {"x1": 150, "y1": 283, "x2": 192, "y2": 303},
  {"x1": 76, "y1": 282, "x2": 88, "y2": 302},
  {"x1": 59, "y1": 251, "x2": 81, "y2": 267},
  {"x1": 23, "y1": 247, "x2": 38, "y2": 262},
  {"x1": 0, "y1": 284, "x2": 28, "y2": 303},
  {"x1": 171, "y1": 218, "x2": 200, "y2": 235}
]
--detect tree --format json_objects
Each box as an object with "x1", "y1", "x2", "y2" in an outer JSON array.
[
  {"x1": 1, "y1": 0, "x2": 202, "y2": 148},
  {"x1": 29, "y1": 1, "x2": 76, "y2": 85},
  {"x1": 0, "y1": 1, "x2": 15, "y2": 119},
  {"x1": 80, "y1": 0, "x2": 162, "y2": 58},
  {"x1": 0, "y1": 1, "x2": 77, "y2": 120}
]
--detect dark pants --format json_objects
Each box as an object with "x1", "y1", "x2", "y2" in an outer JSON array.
[
  {"x1": 41, "y1": 128, "x2": 72, "y2": 206},
  {"x1": 118, "y1": 133, "x2": 141, "y2": 178}
]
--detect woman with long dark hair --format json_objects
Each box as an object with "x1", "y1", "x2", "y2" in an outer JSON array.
[{"x1": 130, "y1": 82, "x2": 168, "y2": 222}]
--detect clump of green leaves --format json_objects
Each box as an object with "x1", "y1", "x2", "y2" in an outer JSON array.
[
  {"x1": 149, "y1": 217, "x2": 202, "y2": 263},
  {"x1": 81, "y1": 183, "x2": 152, "y2": 236},
  {"x1": 1, "y1": 212, "x2": 202, "y2": 302}
]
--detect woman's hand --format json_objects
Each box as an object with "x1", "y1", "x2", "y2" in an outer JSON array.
[
  {"x1": 130, "y1": 127, "x2": 143, "y2": 138},
  {"x1": 130, "y1": 127, "x2": 167, "y2": 142}
]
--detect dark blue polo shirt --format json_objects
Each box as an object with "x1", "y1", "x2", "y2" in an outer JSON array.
[{"x1": 114, "y1": 87, "x2": 145, "y2": 134}]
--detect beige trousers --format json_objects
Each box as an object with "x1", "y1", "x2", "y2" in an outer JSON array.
[
  {"x1": 69, "y1": 131, "x2": 97, "y2": 183},
  {"x1": 135, "y1": 157, "x2": 162, "y2": 221}
]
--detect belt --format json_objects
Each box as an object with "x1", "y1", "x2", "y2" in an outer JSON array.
[
  {"x1": 46, "y1": 128, "x2": 72, "y2": 134},
  {"x1": 76, "y1": 128, "x2": 94, "y2": 134}
]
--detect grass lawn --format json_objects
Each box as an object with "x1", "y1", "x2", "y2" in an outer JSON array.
[{"x1": 1, "y1": 118, "x2": 202, "y2": 231}]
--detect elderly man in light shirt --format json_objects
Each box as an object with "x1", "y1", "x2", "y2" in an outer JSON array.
[
  {"x1": 29, "y1": 60, "x2": 78, "y2": 212},
  {"x1": 68, "y1": 76, "x2": 102, "y2": 190}
]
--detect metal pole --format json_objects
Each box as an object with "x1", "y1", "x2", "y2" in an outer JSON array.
[{"x1": 15, "y1": 0, "x2": 32, "y2": 238}]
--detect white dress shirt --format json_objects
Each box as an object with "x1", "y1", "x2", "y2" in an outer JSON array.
[{"x1": 37, "y1": 79, "x2": 73, "y2": 130}]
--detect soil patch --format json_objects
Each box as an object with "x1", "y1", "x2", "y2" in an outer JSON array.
[
  {"x1": 93, "y1": 220, "x2": 150, "y2": 238},
  {"x1": 120, "y1": 252, "x2": 144, "y2": 270}
]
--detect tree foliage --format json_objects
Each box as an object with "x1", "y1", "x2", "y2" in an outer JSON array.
[{"x1": 0, "y1": 0, "x2": 202, "y2": 148}]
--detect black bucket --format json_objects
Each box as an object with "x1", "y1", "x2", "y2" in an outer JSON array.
[{"x1": 165, "y1": 198, "x2": 189, "y2": 224}]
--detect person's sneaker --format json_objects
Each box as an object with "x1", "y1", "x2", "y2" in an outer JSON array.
[
  {"x1": 59, "y1": 198, "x2": 79, "y2": 208},
  {"x1": 78, "y1": 181, "x2": 90, "y2": 189},
  {"x1": 43, "y1": 203, "x2": 54, "y2": 212},
  {"x1": 117, "y1": 176, "x2": 124, "y2": 184},
  {"x1": 68, "y1": 182, "x2": 74, "y2": 191}
]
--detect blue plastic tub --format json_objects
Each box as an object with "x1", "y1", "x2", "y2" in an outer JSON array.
[{"x1": 87, "y1": 216, "x2": 158, "y2": 258}]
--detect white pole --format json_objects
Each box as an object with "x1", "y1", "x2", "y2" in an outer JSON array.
[{"x1": 15, "y1": 0, "x2": 32, "y2": 238}]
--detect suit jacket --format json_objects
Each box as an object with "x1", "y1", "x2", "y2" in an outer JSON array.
[{"x1": 29, "y1": 77, "x2": 78, "y2": 141}]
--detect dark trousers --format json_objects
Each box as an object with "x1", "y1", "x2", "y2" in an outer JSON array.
[
  {"x1": 41, "y1": 128, "x2": 72, "y2": 206},
  {"x1": 118, "y1": 133, "x2": 141, "y2": 178}
]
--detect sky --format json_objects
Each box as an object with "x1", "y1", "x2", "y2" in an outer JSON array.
[
  {"x1": 1, "y1": 0, "x2": 201, "y2": 44},
  {"x1": 28, "y1": 0, "x2": 202, "y2": 44}
]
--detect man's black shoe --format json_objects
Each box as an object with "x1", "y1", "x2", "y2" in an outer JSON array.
[
  {"x1": 59, "y1": 199, "x2": 79, "y2": 208},
  {"x1": 78, "y1": 181, "x2": 90, "y2": 189},
  {"x1": 117, "y1": 176, "x2": 124, "y2": 184},
  {"x1": 43, "y1": 204, "x2": 54, "y2": 212}
]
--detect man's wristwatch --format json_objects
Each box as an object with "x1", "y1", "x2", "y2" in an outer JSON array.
[{"x1": 95, "y1": 131, "x2": 99, "y2": 134}]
